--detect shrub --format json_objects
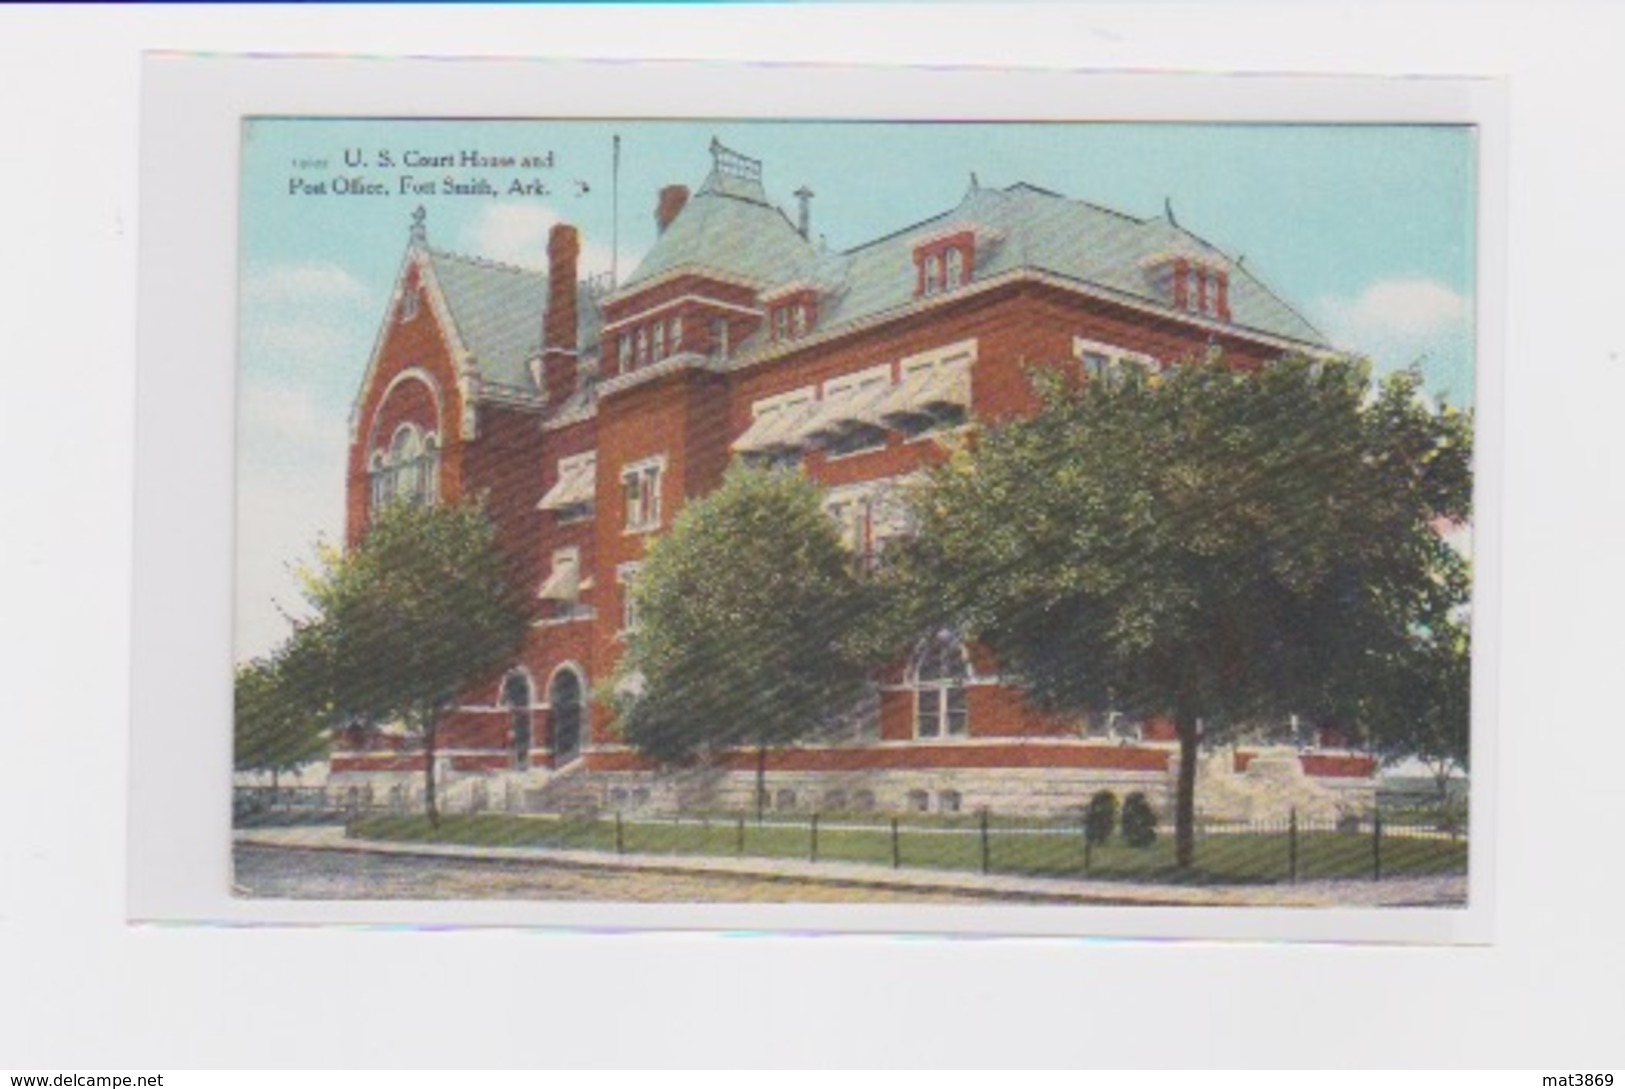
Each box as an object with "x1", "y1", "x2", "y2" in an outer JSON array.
[
  {"x1": 1121, "y1": 792, "x2": 1158, "y2": 848},
  {"x1": 1084, "y1": 790, "x2": 1118, "y2": 845}
]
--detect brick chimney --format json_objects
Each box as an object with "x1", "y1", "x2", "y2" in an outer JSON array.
[
  {"x1": 542, "y1": 223, "x2": 580, "y2": 405},
  {"x1": 655, "y1": 185, "x2": 690, "y2": 234}
]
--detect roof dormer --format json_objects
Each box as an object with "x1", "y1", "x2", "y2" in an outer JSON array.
[
  {"x1": 760, "y1": 280, "x2": 822, "y2": 344},
  {"x1": 911, "y1": 223, "x2": 1000, "y2": 299},
  {"x1": 1142, "y1": 250, "x2": 1232, "y2": 323}
]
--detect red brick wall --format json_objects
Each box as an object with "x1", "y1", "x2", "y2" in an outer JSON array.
[
  {"x1": 340, "y1": 258, "x2": 1334, "y2": 773},
  {"x1": 602, "y1": 274, "x2": 763, "y2": 378},
  {"x1": 344, "y1": 270, "x2": 466, "y2": 547}
]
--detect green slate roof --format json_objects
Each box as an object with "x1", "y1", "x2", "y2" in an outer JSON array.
[
  {"x1": 423, "y1": 247, "x2": 603, "y2": 394},
  {"x1": 620, "y1": 166, "x2": 821, "y2": 291},
  {"x1": 824, "y1": 182, "x2": 1323, "y2": 348},
  {"x1": 622, "y1": 168, "x2": 1325, "y2": 353}
]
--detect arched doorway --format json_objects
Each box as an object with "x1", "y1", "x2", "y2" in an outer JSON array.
[
  {"x1": 502, "y1": 671, "x2": 533, "y2": 770},
  {"x1": 550, "y1": 667, "x2": 584, "y2": 766}
]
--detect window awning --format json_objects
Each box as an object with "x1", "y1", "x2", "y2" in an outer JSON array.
[
  {"x1": 537, "y1": 558, "x2": 581, "y2": 601},
  {"x1": 803, "y1": 380, "x2": 893, "y2": 442},
  {"x1": 538, "y1": 456, "x2": 596, "y2": 511},
  {"x1": 878, "y1": 356, "x2": 971, "y2": 421},
  {"x1": 732, "y1": 400, "x2": 818, "y2": 453}
]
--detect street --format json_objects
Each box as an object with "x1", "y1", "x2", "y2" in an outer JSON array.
[{"x1": 232, "y1": 843, "x2": 1001, "y2": 903}]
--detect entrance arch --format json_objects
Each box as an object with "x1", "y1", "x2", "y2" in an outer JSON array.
[
  {"x1": 549, "y1": 666, "x2": 585, "y2": 766},
  {"x1": 501, "y1": 671, "x2": 533, "y2": 770}
]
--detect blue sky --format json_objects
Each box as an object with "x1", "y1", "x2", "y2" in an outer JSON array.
[{"x1": 237, "y1": 119, "x2": 1477, "y2": 660}]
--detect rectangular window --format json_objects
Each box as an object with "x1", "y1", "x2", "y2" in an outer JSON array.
[
  {"x1": 916, "y1": 689, "x2": 942, "y2": 738},
  {"x1": 945, "y1": 687, "x2": 969, "y2": 737},
  {"x1": 618, "y1": 563, "x2": 641, "y2": 633},
  {"x1": 621, "y1": 457, "x2": 665, "y2": 533},
  {"x1": 1073, "y1": 337, "x2": 1156, "y2": 385}
]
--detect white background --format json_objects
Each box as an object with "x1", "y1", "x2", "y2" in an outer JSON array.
[{"x1": 3, "y1": 3, "x2": 1621, "y2": 1069}]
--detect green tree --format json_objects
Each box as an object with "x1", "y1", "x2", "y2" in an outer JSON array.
[
  {"x1": 1375, "y1": 617, "x2": 1471, "y2": 802},
  {"x1": 300, "y1": 500, "x2": 528, "y2": 825},
  {"x1": 613, "y1": 465, "x2": 876, "y2": 819},
  {"x1": 233, "y1": 639, "x2": 329, "y2": 790},
  {"x1": 900, "y1": 357, "x2": 1472, "y2": 868}
]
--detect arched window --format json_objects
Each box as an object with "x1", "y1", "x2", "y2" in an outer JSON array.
[
  {"x1": 549, "y1": 666, "x2": 585, "y2": 766},
  {"x1": 369, "y1": 451, "x2": 389, "y2": 509},
  {"x1": 913, "y1": 632, "x2": 970, "y2": 739},
  {"x1": 422, "y1": 435, "x2": 440, "y2": 506},
  {"x1": 501, "y1": 671, "x2": 533, "y2": 770},
  {"x1": 369, "y1": 423, "x2": 439, "y2": 512}
]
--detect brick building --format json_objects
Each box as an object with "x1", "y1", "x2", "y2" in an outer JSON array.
[{"x1": 330, "y1": 139, "x2": 1376, "y2": 819}]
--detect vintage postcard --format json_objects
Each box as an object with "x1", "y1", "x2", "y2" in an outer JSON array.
[
  {"x1": 229, "y1": 114, "x2": 1479, "y2": 912},
  {"x1": 129, "y1": 58, "x2": 1498, "y2": 938}
]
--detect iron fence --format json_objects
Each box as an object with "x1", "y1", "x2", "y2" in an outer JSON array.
[{"x1": 338, "y1": 802, "x2": 1468, "y2": 886}]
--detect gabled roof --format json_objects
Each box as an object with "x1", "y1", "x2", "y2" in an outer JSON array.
[
  {"x1": 415, "y1": 247, "x2": 604, "y2": 395},
  {"x1": 423, "y1": 249, "x2": 547, "y2": 390}
]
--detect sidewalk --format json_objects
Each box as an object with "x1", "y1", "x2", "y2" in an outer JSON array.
[{"x1": 235, "y1": 825, "x2": 1467, "y2": 908}]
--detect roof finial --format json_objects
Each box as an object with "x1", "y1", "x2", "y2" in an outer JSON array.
[
  {"x1": 410, "y1": 205, "x2": 427, "y2": 245},
  {"x1": 1164, "y1": 197, "x2": 1179, "y2": 228},
  {"x1": 970, "y1": 171, "x2": 980, "y2": 190}
]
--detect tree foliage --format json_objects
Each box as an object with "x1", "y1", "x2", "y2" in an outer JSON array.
[
  {"x1": 899, "y1": 356, "x2": 1472, "y2": 865},
  {"x1": 613, "y1": 466, "x2": 877, "y2": 812},
  {"x1": 300, "y1": 499, "x2": 528, "y2": 823},
  {"x1": 1374, "y1": 619, "x2": 1471, "y2": 796},
  {"x1": 233, "y1": 640, "x2": 329, "y2": 786}
]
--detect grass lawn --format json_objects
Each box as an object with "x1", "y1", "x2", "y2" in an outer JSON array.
[{"x1": 349, "y1": 812, "x2": 1467, "y2": 886}]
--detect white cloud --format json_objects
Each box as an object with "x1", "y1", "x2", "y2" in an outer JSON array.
[
  {"x1": 242, "y1": 261, "x2": 371, "y2": 309},
  {"x1": 459, "y1": 201, "x2": 634, "y2": 280},
  {"x1": 239, "y1": 260, "x2": 379, "y2": 408},
  {"x1": 234, "y1": 467, "x2": 344, "y2": 661},
  {"x1": 1314, "y1": 278, "x2": 1475, "y2": 404},
  {"x1": 234, "y1": 380, "x2": 350, "y2": 661}
]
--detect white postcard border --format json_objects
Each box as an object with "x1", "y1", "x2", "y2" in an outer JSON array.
[{"x1": 131, "y1": 54, "x2": 1505, "y2": 943}]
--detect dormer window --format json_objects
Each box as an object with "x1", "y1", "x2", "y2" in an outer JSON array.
[
  {"x1": 1148, "y1": 255, "x2": 1232, "y2": 322},
  {"x1": 913, "y1": 230, "x2": 977, "y2": 298},
  {"x1": 653, "y1": 321, "x2": 666, "y2": 361},
  {"x1": 618, "y1": 335, "x2": 632, "y2": 371},
  {"x1": 764, "y1": 288, "x2": 819, "y2": 344},
  {"x1": 636, "y1": 327, "x2": 649, "y2": 368}
]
